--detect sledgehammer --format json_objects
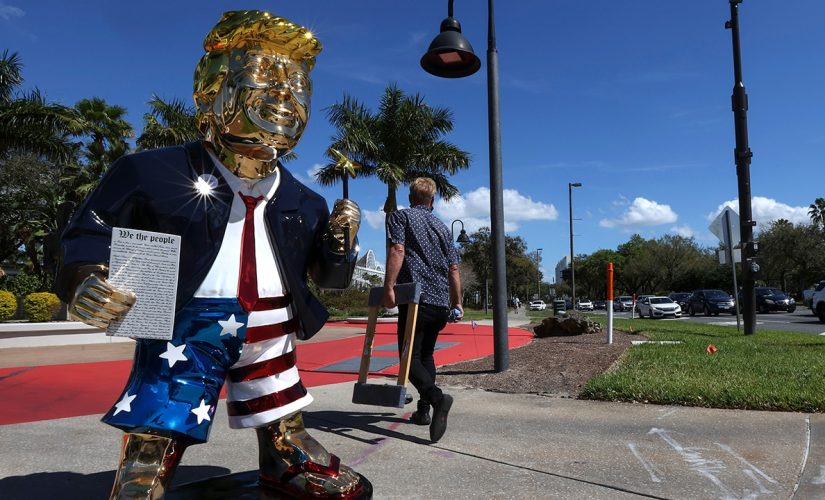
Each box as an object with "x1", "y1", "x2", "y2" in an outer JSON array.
[{"x1": 351, "y1": 283, "x2": 421, "y2": 408}]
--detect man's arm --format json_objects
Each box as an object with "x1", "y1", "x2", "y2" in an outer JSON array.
[
  {"x1": 448, "y1": 263, "x2": 463, "y2": 317},
  {"x1": 382, "y1": 243, "x2": 405, "y2": 308}
]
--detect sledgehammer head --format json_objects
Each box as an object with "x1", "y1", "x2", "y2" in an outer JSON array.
[{"x1": 352, "y1": 382, "x2": 407, "y2": 408}]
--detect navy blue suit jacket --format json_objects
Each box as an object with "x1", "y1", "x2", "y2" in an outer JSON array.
[{"x1": 55, "y1": 141, "x2": 357, "y2": 340}]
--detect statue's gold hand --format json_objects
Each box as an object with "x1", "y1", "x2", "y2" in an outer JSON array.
[
  {"x1": 70, "y1": 274, "x2": 136, "y2": 329},
  {"x1": 327, "y1": 199, "x2": 360, "y2": 254}
]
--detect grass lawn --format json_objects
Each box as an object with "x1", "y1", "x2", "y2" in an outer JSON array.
[{"x1": 581, "y1": 317, "x2": 825, "y2": 413}]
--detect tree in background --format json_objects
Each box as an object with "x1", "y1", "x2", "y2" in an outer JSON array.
[
  {"x1": 318, "y1": 83, "x2": 470, "y2": 215},
  {"x1": 136, "y1": 95, "x2": 199, "y2": 151},
  {"x1": 0, "y1": 50, "x2": 81, "y2": 162},
  {"x1": 757, "y1": 219, "x2": 825, "y2": 293},
  {"x1": 809, "y1": 198, "x2": 825, "y2": 230},
  {"x1": 64, "y1": 97, "x2": 133, "y2": 201},
  {"x1": 459, "y1": 228, "x2": 541, "y2": 308},
  {"x1": 0, "y1": 51, "x2": 83, "y2": 284}
]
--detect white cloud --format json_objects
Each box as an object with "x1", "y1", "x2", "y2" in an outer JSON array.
[
  {"x1": 670, "y1": 225, "x2": 695, "y2": 238},
  {"x1": 708, "y1": 197, "x2": 810, "y2": 226},
  {"x1": 363, "y1": 204, "x2": 409, "y2": 231},
  {"x1": 0, "y1": 3, "x2": 24, "y2": 20},
  {"x1": 363, "y1": 208, "x2": 386, "y2": 230},
  {"x1": 434, "y1": 187, "x2": 558, "y2": 233},
  {"x1": 363, "y1": 187, "x2": 557, "y2": 236},
  {"x1": 306, "y1": 163, "x2": 324, "y2": 183},
  {"x1": 600, "y1": 197, "x2": 678, "y2": 229}
]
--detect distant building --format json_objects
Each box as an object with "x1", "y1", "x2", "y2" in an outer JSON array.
[
  {"x1": 555, "y1": 255, "x2": 570, "y2": 285},
  {"x1": 352, "y1": 249, "x2": 385, "y2": 289}
]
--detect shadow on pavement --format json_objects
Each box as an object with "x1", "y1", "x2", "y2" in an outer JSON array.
[
  {"x1": 0, "y1": 466, "x2": 230, "y2": 500},
  {"x1": 305, "y1": 409, "x2": 432, "y2": 446}
]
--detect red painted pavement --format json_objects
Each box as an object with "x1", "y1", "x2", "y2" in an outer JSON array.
[{"x1": 0, "y1": 322, "x2": 531, "y2": 425}]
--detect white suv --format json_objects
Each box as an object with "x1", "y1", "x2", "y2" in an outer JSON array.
[
  {"x1": 576, "y1": 300, "x2": 594, "y2": 311},
  {"x1": 529, "y1": 300, "x2": 546, "y2": 311}
]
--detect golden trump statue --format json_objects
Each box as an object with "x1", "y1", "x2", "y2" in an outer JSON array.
[{"x1": 55, "y1": 11, "x2": 371, "y2": 499}]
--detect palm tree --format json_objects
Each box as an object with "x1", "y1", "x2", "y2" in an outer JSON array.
[
  {"x1": 809, "y1": 197, "x2": 825, "y2": 229},
  {"x1": 0, "y1": 50, "x2": 82, "y2": 162},
  {"x1": 318, "y1": 84, "x2": 470, "y2": 213},
  {"x1": 66, "y1": 97, "x2": 134, "y2": 199},
  {"x1": 136, "y1": 95, "x2": 199, "y2": 151}
]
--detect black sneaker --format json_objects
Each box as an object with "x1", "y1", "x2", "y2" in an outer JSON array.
[
  {"x1": 409, "y1": 400, "x2": 431, "y2": 425},
  {"x1": 429, "y1": 394, "x2": 453, "y2": 442},
  {"x1": 409, "y1": 410, "x2": 431, "y2": 425}
]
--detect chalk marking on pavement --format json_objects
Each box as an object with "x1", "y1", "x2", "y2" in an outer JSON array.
[
  {"x1": 657, "y1": 408, "x2": 678, "y2": 420},
  {"x1": 348, "y1": 412, "x2": 409, "y2": 467},
  {"x1": 716, "y1": 443, "x2": 777, "y2": 485},
  {"x1": 648, "y1": 428, "x2": 738, "y2": 499},
  {"x1": 742, "y1": 469, "x2": 773, "y2": 495},
  {"x1": 811, "y1": 465, "x2": 825, "y2": 485},
  {"x1": 627, "y1": 442, "x2": 662, "y2": 483}
]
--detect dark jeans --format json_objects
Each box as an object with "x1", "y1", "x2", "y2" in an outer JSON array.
[{"x1": 397, "y1": 303, "x2": 449, "y2": 404}]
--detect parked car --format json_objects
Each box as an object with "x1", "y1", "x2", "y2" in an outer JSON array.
[
  {"x1": 634, "y1": 294, "x2": 654, "y2": 314},
  {"x1": 592, "y1": 300, "x2": 606, "y2": 310},
  {"x1": 576, "y1": 299, "x2": 594, "y2": 311},
  {"x1": 668, "y1": 292, "x2": 692, "y2": 312},
  {"x1": 638, "y1": 296, "x2": 682, "y2": 319},
  {"x1": 748, "y1": 287, "x2": 796, "y2": 314},
  {"x1": 613, "y1": 296, "x2": 633, "y2": 311},
  {"x1": 529, "y1": 300, "x2": 546, "y2": 311},
  {"x1": 803, "y1": 280, "x2": 825, "y2": 311},
  {"x1": 687, "y1": 289, "x2": 736, "y2": 316}
]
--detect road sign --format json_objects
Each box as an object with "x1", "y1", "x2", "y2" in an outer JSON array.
[{"x1": 709, "y1": 207, "x2": 741, "y2": 249}]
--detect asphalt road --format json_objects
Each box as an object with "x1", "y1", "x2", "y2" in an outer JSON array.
[{"x1": 589, "y1": 307, "x2": 825, "y2": 335}]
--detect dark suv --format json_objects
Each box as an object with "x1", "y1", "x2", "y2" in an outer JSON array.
[
  {"x1": 750, "y1": 287, "x2": 796, "y2": 313},
  {"x1": 687, "y1": 289, "x2": 736, "y2": 316}
]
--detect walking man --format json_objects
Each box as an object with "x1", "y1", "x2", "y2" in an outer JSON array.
[{"x1": 381, "y1": 177, "x2": 463, "y2": 442}]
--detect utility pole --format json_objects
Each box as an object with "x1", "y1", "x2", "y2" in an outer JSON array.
[{"x1": 726, "y1": 0, "x2": 757, "y2": 335}]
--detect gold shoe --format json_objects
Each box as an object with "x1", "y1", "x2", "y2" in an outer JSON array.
[
  {"x1": 110, "y1": 432, "x2": 187, "y2": 500},
  {"x1": 256, "y1": 411, "x2": 372, "y2": 499}
]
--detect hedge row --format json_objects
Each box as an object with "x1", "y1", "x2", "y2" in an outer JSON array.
[{"x1": 0, "y1": 291, "x2": 62, "y2": 322}]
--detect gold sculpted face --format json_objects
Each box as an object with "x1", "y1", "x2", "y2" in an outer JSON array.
[{"x1": 194, "y1": 11, "x2": 321, "y2": 179}]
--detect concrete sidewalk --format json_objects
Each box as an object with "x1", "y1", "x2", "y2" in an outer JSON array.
[
  {"x1": 1, "y1": 381, "x2": 824, "y2": 499},
  {"x1": 3, "y1": 312, "x2": 825, "y2": 499}
]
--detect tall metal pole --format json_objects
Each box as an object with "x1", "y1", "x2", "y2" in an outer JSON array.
[
  {"x1": 569, "y1": 184, "x2": 574, "y2": 307},
  {"x1": 568, "y1": 183, "x2": 576, "y2": 308},
  {"x1": 726, "y1": 0, "x2": 756, "y2": 335},
  {"x1": 486, "y1": 0, "x2": 508, "y2": 371},
  {"x1": 535, "y1": 248, "x2": 542, "y2": 299}
]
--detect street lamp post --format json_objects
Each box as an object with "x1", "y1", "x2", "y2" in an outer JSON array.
[
  {"x1": 535, "y1": 248, "x2": 542, "y2": 300},
  {"x1": 451, "y1": 219, "x2": 471, "y2": 244},
  {"x1": 726, "y1": 0, "x2": 756, "y2": 336},
  {"x1": 422, "y1": 0, "x2": 509, "y2": 372},
  {"x1": 568, "y1": 182, "x2": 582, "y2": 308}
]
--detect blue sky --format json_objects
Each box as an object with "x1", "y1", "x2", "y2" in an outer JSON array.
[{"x1": 2, "y1": 1, "x2": 823, "y2": 279}]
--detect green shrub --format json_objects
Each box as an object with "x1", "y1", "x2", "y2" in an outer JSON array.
[
  {"x1": 0, "y1": 290, "x2": 16, "y2": 321},
  {"x1": 23, "y1": 292, "x2": 61, "y2": 322},
  {"x1": 2, "y1": 273, "x2": 43, "y2": 296},
  {"x1": 318, "y1": 287, "x2": 371, "y2": 312}
]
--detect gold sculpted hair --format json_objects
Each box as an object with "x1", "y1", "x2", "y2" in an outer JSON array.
[
  {"x1": 410, "y1": 177, "x2": 437, "y2": 205},
  {"x1": 193, "y1": 10, "x2": 322, "y2": 132}
]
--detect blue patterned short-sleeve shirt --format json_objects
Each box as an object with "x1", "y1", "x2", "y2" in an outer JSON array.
[{"x1": 386, "y1": 205, "x2": 460, "y2": 308}]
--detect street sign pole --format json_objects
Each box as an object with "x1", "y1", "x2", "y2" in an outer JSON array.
[{"x1": 724, "y1": 209, "x2": 741, "y2": 332}]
